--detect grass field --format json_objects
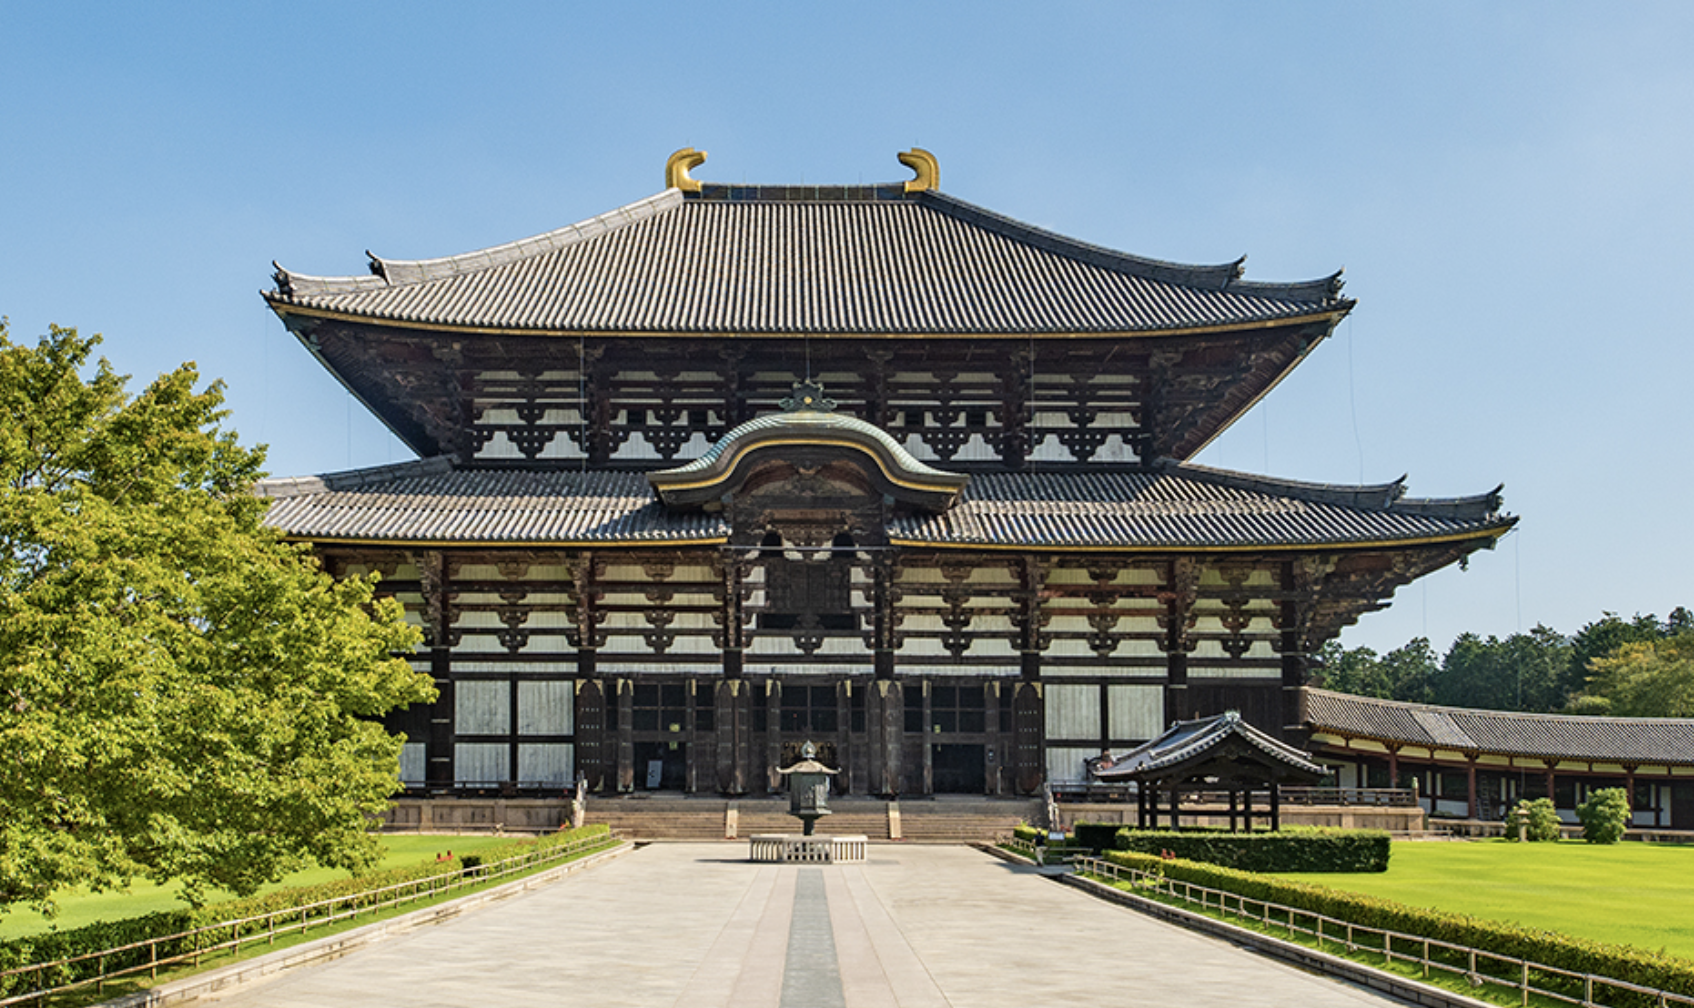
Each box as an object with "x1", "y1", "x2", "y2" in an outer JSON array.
[
  {"x1": 1276, "y1": 839, "x2": 1694, "y2": 960},
  {"x1": 0, "y1": 835, "x2": 517, "y2": 940}
]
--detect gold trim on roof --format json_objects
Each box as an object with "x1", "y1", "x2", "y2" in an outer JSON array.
[
  {"x1": 887, "y1": 525, "x2": 1512, "y2": 554},
  {"x1": 266, "y1": 300, "x2": 1349, "y2": 342},
  {"x1": 665, "y1": 148, "x2": 707, "y2": 193},
  {"x1": 898, "y1": 148, "x2": 939, "y2": 193}
]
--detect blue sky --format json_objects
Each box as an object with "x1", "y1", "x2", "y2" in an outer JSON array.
[{"x1": 3, "y1": 3, "x2": 1690, "y2": 655}]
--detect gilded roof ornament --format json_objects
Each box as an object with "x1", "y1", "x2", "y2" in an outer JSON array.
[
  {"x1": 780, "y1": 380, "x2": 836, "y2": 413},
  {"x1": 665, "y1": 148, "x2": 707, "y2": 193},
  {"x1": 898, "y1": 147, "x2": 939, "y2": 193}
]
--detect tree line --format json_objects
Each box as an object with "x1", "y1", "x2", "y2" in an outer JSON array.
[{"x1": 1315, "y1": 608, "x2": 1694, "y2": 717}]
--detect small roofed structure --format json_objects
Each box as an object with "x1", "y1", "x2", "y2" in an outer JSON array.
[{"x1": 1092, "y1": 711, "x2": 1327, "y2": 831}]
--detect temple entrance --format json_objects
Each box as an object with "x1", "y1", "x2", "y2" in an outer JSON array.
[
  {"x1": 932, "y1": 744, "x2": 986, "y2": 794},
  {"x1": 634, "y1": 741, "x2": 688, "y2": 790}
]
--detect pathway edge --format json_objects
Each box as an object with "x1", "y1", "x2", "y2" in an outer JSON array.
[
  {"x1": 974, "y1": 843, "x2": 1492, "y2": 1008},
  {"x1": 98, "y1": 841, "x2": 634, "y2": 1007}
]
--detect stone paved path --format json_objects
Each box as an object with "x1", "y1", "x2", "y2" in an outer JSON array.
[{"x1": 198, "y1": 844, "x2": 1404, "y2": 1007}]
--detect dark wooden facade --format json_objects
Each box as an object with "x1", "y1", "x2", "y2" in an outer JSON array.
[{"x1": 261, "y1": 151, "x2": 1514, "y2": 797}]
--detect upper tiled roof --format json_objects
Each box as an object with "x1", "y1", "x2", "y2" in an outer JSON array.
[
  {"x1": 266, "y1": 183, "x2": 1349, "y2": 336},
  {"x1": 257, "y1": 456, "x2": 1509, "y2": 550},
  {"x1": 1093, "y1": 711, "x2": 1328, "y2": 780},
  {"x1": 1302, "y1": 688, "x2": 1694, "y2": 766}
]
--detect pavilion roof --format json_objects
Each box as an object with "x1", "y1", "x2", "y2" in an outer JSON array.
[
  {"x1": 1092, "y1": 711, "x2": 1328, "y2": 783},
  {"x1": 256, "y1": 456, "x2": 1510, "y2": 552},
  {"x1": 266, "y1": 182, "x2": 1349, "y2": 338},
  {"x1": 1302, "y1": 688, "x2": 1694, "y2": 766}
]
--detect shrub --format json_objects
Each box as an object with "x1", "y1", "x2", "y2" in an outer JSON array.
[
  {"x1": 1072, "y1": 823, "x2": 1124, "y2": 854},
  {"x1": 1113, "y1": 828, "x2": 1390, "y2": 873},
  {"x1": 1100, "y1": 849, "x2": 1694, "y2": 1006},
  {"x1": 1504, "y1": 798, "x2": 1561, "y2": 842},
  {"x1": 0, "y1": 825, "x2": 614, "y2": 999},
  {"x1": 1576, "y1": 788, "x2": 1631, "y2": 844}
]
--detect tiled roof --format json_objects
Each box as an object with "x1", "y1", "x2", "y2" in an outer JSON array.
[
  {"x1": 1093, "y1": 711, "x2": 1328, "y2": 780},
  {"x1": 256, "y1": 458, "x2": 726, "y2": 544},
  {"x1": 258, "y1": 457, "x2": 1508, "y2": 550},
  {"x1": 1302, "y1": 688, "x2": 1694, "y2": 765},
  {"x1": 890, "y1": 463, "x2": 1510, "y2": 549},
  {"x1": 266, "y1": 184, "x2": 1348, "y2": 336}
]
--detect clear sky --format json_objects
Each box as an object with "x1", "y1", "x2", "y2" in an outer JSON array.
[{"x1": 3, "y1": 3, "x2": 1690, "y2": 655}]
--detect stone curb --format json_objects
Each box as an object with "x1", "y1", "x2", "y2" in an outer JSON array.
[
  {"x1": 99, "y1": 841, "x2": 633, "y2": 1007},
  {"x1": 974, "y1": 844, "x2": 1492, "y2": 1008}
]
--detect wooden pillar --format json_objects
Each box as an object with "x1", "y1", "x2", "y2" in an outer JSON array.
[
  {"x1": 1242, "y1": 787, "x2": 1252, "y2": 832},
  {"x1": 1466, "y1": 755, "x2": 1479, "y2": 821},
  {"x1": 715, "y1": 679, "x2": 751, "y2": 795},
  {"x1": 1137, "y1": 782, "x2": 1148, "y2": 828},
  {"x1": 1170, "y1": 783, "x2": 1181, "y2": 830},
  {"x1": 1624, "y1": 766, "x2": 1637, "y2": 813},
  {"x1": 866, "y1": 680, "x2": 903, "y2": 797},
  {"x1": 1228, "y1": 789, "x2": 1239, "y2": 833},
  {"x1": 1387, "y1": 745, "x2": 1401, "y2": 790},
  {"x1": 1544, "y1": 761, "x2": 1557, "y2": 808},
  {"x1": 1270, "y1": 783, "x2": 1282, "y2": 832},
  {"x1": 615, "y1": 678, "x2": 635, "y2": 792}
]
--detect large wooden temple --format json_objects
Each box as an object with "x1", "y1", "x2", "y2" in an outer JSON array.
[{"x1": 258, "y1": 148, "x2": 1515, "y2": 799}]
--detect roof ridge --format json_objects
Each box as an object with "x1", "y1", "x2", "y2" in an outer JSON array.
[
  {"x1": 270, "y1": 190, "x2": 684, "y2": 298},
  {"x1": 919, "y1": 191, "x2": 1348, "y2": 305},
  {"x1": 253, "y1": 455, "x2": 456, "y2": 498},
  {"x1": 1154, "y1": 459, "x2": 1408, "y2": 509}
]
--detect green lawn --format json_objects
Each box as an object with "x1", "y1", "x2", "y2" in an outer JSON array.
[
  {"x1": 1275, "y1": 839, "x2": 1694, "y2": 960},
  {"x1": 0, "y1": 835, "x2": 516, "y2": 940}
]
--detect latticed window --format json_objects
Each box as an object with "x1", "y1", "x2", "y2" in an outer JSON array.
[
  {"x1": 929, "y1": 684, "x2": 986, "y2": 733},
  {"x1": 632, "y1": 683, "x2": 687, "y2": 733},
  {"x1": 781, "y1": 684, "x2": 838, "y2": 733},
  {"x1": 762, "y1": 559, "x2": 854, "y2": 631}
]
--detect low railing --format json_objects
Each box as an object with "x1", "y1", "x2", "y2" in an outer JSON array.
[
  {"x1": 1278, "y1": 787, "x2": 1419, "y2": 807},
  {"x1": 1071, "y1": 855, "x2": 1694, "y2": 1008},
  {"x1": 0, "y1": 831, "x2": 620, "y2": 1007}
]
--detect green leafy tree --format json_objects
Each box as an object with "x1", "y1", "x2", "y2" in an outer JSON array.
[
  {"x1": 1313, "y1": 641, "x2": 1388, "y2": 697},
  {"x1": 1504, "y1": 797, "x2": 1561, "y2": 841},
  {"x1": 1575, "y1": 787, "x2": 1631, "y2": 844},
  {"x1": 1380, "y1": 637, "x2": 1438, "y2": 704},
  {"x1": 0, "y1": 322, "x2": 433, "y2": 912},
  {"x1": 1579, "y1": 633, "x2": 1694, "y2": 718},
  {"x1": 1565, "y1": 612, "x2": 1668, "y2": 702},
  {"x1": 1434, "y1": 626, "x2": 1568, "y2": 712}
]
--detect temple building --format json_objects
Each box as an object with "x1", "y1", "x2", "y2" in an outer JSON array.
[{"x1": 257, "y1": 148, "x2": 1514, "y2": 799}]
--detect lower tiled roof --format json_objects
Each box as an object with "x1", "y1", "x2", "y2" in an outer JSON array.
[
  {"x1": 256, "y1": 457, "x2": 1510, "y2": 550},
  {"x1": 1303, "y1": 688, "x2": 1694, "y2": 765}
]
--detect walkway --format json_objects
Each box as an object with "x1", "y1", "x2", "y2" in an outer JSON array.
[{"x1": 198, "y1": 845, "x2": 1402, "y2": 1007}]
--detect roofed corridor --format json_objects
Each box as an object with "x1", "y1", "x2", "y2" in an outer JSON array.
[{"x1": 196, "y1": 844, "x2": 1404, "y2": 1007}]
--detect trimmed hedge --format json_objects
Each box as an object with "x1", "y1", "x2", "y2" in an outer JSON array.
[
  {"x1": 1072, "y1": 823, "x2": 1123, "y2": 854},
  {"x1": 1101, "y1": 849, "x2": 1694, "y2": 1006},
  {"x1": 0, "y1": 825, "x2": 613, "y2": 998},
  {"x1": 1113, "y1": 828, "x2": 1390, "y2": 873}
]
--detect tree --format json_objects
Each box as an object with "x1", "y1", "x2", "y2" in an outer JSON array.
[
  {"x1": 1313, "y1": 641, "x2": 1387, "y2": 697},
  {"x1": 1565, "y1": 612, "x2": 1668, "y2": 701},
  {"x1": 1380, "y1": 637, "x2": 1439, "y2": 704},
  {"x1": 0, "y1": 322, "x2": 433, "y2": 912},
  {"x1": 1580, "y1": 633, "x2": 1694, "y2": 718},
  {"x1": 1433, "y1": 625, "x2": 1568, "y2": 712},
  {"x1": 1575, "y1": 788, "x2": 1631, "y2": 844}
]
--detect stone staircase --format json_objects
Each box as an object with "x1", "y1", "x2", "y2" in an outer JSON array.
[{"x1": 585, "y1": 795, "x2": 1039, "y2": 843}]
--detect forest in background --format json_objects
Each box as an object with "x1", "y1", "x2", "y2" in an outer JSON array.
[{"x1": 1317, "y1": 608, "x2": 1694, "y2": 717}]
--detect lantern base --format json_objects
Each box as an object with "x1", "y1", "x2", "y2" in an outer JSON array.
[{"x1": 748, "y1": 834, "x2": 868, "y2": 864}]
